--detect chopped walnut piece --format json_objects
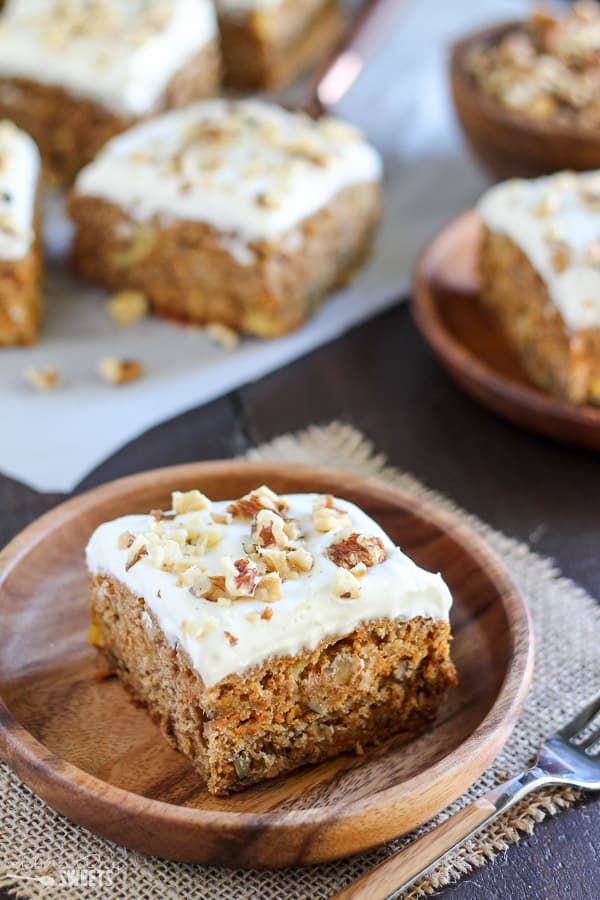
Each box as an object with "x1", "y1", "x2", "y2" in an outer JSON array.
[
  {"x1": 98, "y1": 356, "x2": 143, "y2": 386},
  {"x1": 204, "y1": 322, "x2": 240, "y2": 350},
  {"x1": 328, "y1": 532, "x2": 386, "y2": 569},
  {"x1": 287, "y1": 547, "x2": 314, "y2": 574},
  {"x1": 171, "y1": 489, "x2": 211, "y2": 514},
  {"x1": 312, "y1": 495, "x2": 352, "y2": 532},
  {"x1": 332, "y1": 567, "x2": 361, "y2": 599},
  {"x1": 252, "y1": 509, "x2": 288, "y2": 549},
  {"x1": 106, "y1": 290, "x2": 148, "y2": 327},
  {"x1": 150, "y1": 508, "x2": 176, "y2": 522},
  {"x1": 227, "y1": 485, "x2": 288, "y2": 520},
  {"x1": 245, "y1": 612, "x2": 259, "y2": 623},
  {"x1": 222, "y1": 556, "x2": 260, "y2": 598},
  {"x1": 212, "y1": 510, "x2": 233, "y2": 525},
  {"x1": 189, "y1": 575, "x2": 227, "y2": 602},
  {"x1": 117, "y1": 530, "x2": 136, "y2": 550},
  {"x1": 125, "y1": 536, "x2": 148, "y2": 571},
  {"x1": 224, "y1": 630, "x2": 239, "y2": 646},
  {"x1": 24, "y1": 366, "x2": 61, "y2": 392},
  {"x1": 254, "y1": 572, "x2": 283, "y2": 603},
  {"x1": 261, "y1": 605, "x2": 274, "y2": 620}
]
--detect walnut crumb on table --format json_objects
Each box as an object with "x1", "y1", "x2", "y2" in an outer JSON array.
[
  {"x1": 106, "y1": 290, "x2": 149, "y2": 327},
  {"x1": 23, "y1": 366, "x2": 61, "y2": 391},
  {"x1": 203, "y1": 322, "x2": 240, "y2": 350},
  {"x1": 98, "y1": 356, "x2": 144, "y2": 385}
]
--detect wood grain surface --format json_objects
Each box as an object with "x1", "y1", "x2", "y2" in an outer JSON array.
[
  {"x1": 412, "y1": 210, "x2": 600, "y2": 451},
  {"x1": 0, "y1": 462, "x2": 532, "y2": 867},
  {"x1": 0, "y1": 304, "x2": 598, "y2": 896},
  {"x1": 450, "y1": 21, "x2": 600, "y2": 180}
]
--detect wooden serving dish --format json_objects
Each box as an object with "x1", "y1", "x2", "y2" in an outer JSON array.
[
  {"x1": 450, "y1": 22, "x2": 600, "y2": 180},
  {"x1": 413, "y1": 210, "x2": 600, "y2": 451},
  {"x1": 0, "y1": 462, "x2": 533, "y2": 867}
]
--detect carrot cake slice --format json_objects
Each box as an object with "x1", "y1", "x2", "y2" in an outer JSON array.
[
  {"x1": 478, "y1": 171, "x2": 600, "y2": 404},
  {"x1": 0, "y1": 120, "x2": 42, "y2": 346},
  {"x1": 69, "y1": 99, "x2": 383, "y2": 338},
  {"x1": 216, "y1": 0, "x2": 343, "y2": 90},
  {"x1": 0, "y1": 0, "x2": 219, "y2": 184},
  {"x1": 86, "y1": 486, "x2": 456, "y2": 795}
]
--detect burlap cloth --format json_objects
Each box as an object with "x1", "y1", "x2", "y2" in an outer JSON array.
[{"x1": 1, "y1": 422, "x2": 599, "y2": 899}]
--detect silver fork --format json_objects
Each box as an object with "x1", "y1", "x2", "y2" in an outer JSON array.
[{"x1": 333, "y1": 693, "x2": 600, "y2": 900}]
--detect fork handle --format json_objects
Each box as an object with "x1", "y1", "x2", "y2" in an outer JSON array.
[{"x1": 332, "y1": 768, "x2": 550, "y2": 900}]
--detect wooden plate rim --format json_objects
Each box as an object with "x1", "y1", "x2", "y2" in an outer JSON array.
[
  {"x1": 0, "y1": 460, "x2": 533, "y2": 839},
  {"x1": 450, "y1": 21, "x2": 600, "y2": 147},
  {"x1": 412, "y1": 209, "x2": 600, "y2": 433}
]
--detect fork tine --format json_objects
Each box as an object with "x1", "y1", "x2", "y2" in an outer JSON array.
[
  {"x1": 558, "y1": 693, "x2": 600, "y2": 741},
  {"x1": 579, "y1": 725, "x2": 600, "y2": 753}
]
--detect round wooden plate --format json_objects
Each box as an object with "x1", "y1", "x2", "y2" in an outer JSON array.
[
  {"x1": 0, "y1": 461, "x2": 533, "y2": 868},
  {"x1": 413, "y1": 210, "x2": 600, "y2": 451}
]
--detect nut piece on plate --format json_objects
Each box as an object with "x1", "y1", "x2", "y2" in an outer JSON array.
[
  {"x1": 23, "y1": 366, "x2": 61, "y2": 392},
  {"x1": 106, "y1": 290, "x2": 149, "y2": 327},
  {"x1": 98, "y1": 356, "x2": 144, "y2": 385},
  {"x1": 203, "y1": 322, "x2": 240, "y2": 350}
]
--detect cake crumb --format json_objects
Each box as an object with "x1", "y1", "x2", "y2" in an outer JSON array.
[
  {"x1": 23, "y1": 366, "x2": 61, "y2": 392},
  {"x1": 98, "y1": 356, "x2": 144, "y2": 385},
  {"x1": 106, "y1": 290, "x2": 149, "y2": 327}
]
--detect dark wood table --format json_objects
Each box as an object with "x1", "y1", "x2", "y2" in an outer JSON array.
[{"x1": 1, "y1": 303, "x2": 598, "y2": 899}]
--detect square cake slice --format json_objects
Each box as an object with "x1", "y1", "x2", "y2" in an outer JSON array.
[
  {"x1": 478, "y1": 171, "x2": 600, "y2": 404},
  {"x1": 0, "y1": 120, "x2": 42, "y2": 346},
  {"x1": 68, "y1": 99, "x2": 383, "y2": 338},
  {"x1": 0, "y1": 0, "x2": 220, "y2": 184},
  {"x1": 216, "y1": 0, "x2": 343, "y2": 90},
  {"x1": 86, "y1": 485, "x2": 456, "y2": 795}
]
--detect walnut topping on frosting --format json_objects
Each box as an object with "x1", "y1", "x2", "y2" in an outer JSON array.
[
  {"x1": 312, "y1": 495, "x2": 352, "y2": 533},
  {"x1": 112, "y1": 486, "x2": 390, "y2": 612},
  {"x1": 328, "y1": 533, "x2": 386, "y2": 570},
  {"x1": 125, "y1": 535, "x2": 148, "y2": 570},
  {"x1": 227, "y1": 485, "x2": 288, "y2": 520},
  {"x1": 222, "y1": 557, "x2": 261, "y2": 598},
  {"x1": 117, "y1": 530, "x2": 136, "y2": 550},
  {"x1": 172, "y1": 489, "x2": 211, "y2": 514},
  {"x1": 332, "y1": 567, "x2": 362, "y2": 600},
  {"x1": 251, "y1": 509, "x2": 288, "y2": 549},
  {"x1": 254, "y1": 572, "x2": 283, "y2": 604}
]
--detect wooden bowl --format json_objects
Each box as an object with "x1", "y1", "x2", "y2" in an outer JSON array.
[
  {"x1": 412, "y1": 209, "x2": 600, "y2": 451},
  {"x1": 0, "y1": 462, "x2": 533, "y2": 867},
  {"x1": 450, "y1": 21, "x2": 600, "y2": 180}
]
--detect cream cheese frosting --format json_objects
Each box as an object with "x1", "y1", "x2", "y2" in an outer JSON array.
[
  {"x1": 74, "y1": 99, "x2": 383, "y2": 243},
  {"x1": 0, "y1": 0, "x2": 217, "y2": 118},
  {"x1": 0, "y1": 120, "x2": 40, "y2": 261},
  {"x1": 478, "y1": 171, "x2": 600, "y2": 332},
  {"x1": 86, "y1": 488, "x2": 453, "y2": 689}
]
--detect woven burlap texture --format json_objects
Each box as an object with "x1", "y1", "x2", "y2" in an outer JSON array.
[{"x1": 1, "y1": 422, "x2": 599, "y2": 900}]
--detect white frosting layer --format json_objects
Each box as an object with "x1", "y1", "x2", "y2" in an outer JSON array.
[
  {"x1": 0, "y1": 121, "x2": 40, "y2": 261},
  {"x1": 0, "y1": 0, "x2": 217, "y2": 117},
  {"x1": 478, "y1": 171, "x2": 600, "y2": 332},
  {"x1": 74, "y1": 99, "x2": 383, "y2": 242},
  {"x1": 86, "y1": 493, "x2": 452, "y2": 689}
]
